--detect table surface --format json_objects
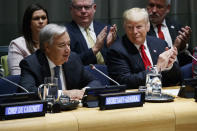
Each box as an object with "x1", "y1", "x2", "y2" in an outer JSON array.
[{"x1": 0, "y1": 88, "x2": 197, "y2": 131}]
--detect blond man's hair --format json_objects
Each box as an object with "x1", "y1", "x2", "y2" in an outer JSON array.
[{"x1": 123, "y1": 8, "x2": 150, "y2": 26}]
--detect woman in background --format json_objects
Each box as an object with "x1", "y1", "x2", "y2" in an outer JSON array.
[{"x1": 8, "y1": 3, "x2": 49, "y2": 75}]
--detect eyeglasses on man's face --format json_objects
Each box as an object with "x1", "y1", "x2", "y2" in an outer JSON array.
[{"x1": 72, "y1": 4, "x2": 93, "y2": 11}]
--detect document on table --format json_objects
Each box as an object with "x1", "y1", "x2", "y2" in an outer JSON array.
[{"x1": 162, "y1": 89, "x2": 180, "y2": 97}]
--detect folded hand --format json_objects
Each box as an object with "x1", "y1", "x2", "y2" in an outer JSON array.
[{"x1": 62, "y1": 89, "x2": 85, "y2": 101}]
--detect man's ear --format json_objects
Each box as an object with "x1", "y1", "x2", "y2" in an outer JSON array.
[
  {"x1": 146, "y1": 22, "x2": 150, "y2": 32},
  {"x1": 166, "y1": 5, "x2": 171, "y2": 14},
  {"x1": 44, "y1": 42, "x2": 50, "y2": 53},
  {"x1": 93, "y1": 4, "x2": 96, "y2": 13}
]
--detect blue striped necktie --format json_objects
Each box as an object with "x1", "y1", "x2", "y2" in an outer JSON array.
[{"x1": 54, "y1": 66, "x2": 62, "y2": 90}]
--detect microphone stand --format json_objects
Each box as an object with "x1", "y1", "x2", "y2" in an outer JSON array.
[
  {"x1": 0, "y1": 76, "x2": 29, "y2": 93},
  {"x1": 185, "y1": 50, "x2": 197, "y2": 62},
  {"x1": 89, "y1": 64, "x2": 120, "y2": 86}
]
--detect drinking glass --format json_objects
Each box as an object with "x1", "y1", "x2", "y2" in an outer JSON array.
[
  {"x1": 146, "y1": 66, "x2": 162, "y2": 97},
  {"x1": 44, "y1": 77, "x2": 59, "y2": 101}
]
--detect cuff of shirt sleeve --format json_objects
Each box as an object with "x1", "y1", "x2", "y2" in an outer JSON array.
[
  {"x1": 180, "y1": 43, "x2": 189, "y2": 52},
  {"x1": 183, "y1": 43, "x2": 189, "y2": 50},
  {"x1": 82, "y1": 86, "x2": 90, "y2": 91}
]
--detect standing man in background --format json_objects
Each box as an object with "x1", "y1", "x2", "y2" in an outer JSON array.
[
  {"x1": 66, "y1": 0, "x2": 117, "y2": 65},
  {"x1": 147, "y1": 0, "x2": 192, "y2": 67}
]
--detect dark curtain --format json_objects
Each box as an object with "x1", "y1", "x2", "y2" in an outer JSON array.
[{"x1": 0, "y1": 0, "x2": 196, "y2": 48}]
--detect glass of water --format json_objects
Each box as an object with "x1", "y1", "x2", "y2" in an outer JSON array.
[
  {"x1": 146, "y1": 66, "x2": 162, "y2": 97},
  {"x1": 44, "y1": 77, "x2": 59, "y2": 101}
]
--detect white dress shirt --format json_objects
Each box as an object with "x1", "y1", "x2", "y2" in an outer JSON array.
[
  {"x1": 78, "y1": 22, "x2": 97, "y2": 48},
  {"x1": 152, "y1": 19, "x2": 173, "y2": 48},
  {"x1": 46, "y1": 57, "x2": 66, "y2": 91},
  {"x1": 134, "y1": 40, "x2": 154, "y2": 67}
]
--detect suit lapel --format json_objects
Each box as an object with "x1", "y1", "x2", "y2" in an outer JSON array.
[
  {"x1": 148, "y1": 24, "x2": 157, "y2": 37},
  {"x1": 71, "y1": 21, "x2": 89, "y2": 50},
  {"x1": 166, "y1": 19, "x2": 177, "y2": 43},
  {"x1": 37, "y1": 50, "x2": 51, "y2": 78},
  {"x1": 93, "y1": 21, "x2": 107, "y2": 60},
  {"x1": 122, "y1": 35, "x2": 145, "y2": 70},
  {"x1": 93, "y1": 21, "x2": 104, "y2": 36},
  {"x1": 146, "y1": 37, "x2": 158, "y2": 65},
  {"x1": 61, "y1": 54, "x2": 75, "y2": 90},
  {"x1": 62, "y1": 63, "x2": 69, "y2": 90}
]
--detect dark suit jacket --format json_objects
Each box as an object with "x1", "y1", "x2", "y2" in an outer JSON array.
[
  {"x1": 107, "y1": 35, "x2": 181, "y2": 89},
  {"x1": 66, "y1": 21, "x2": 112, "y2": 65},
  {"x1": 19, "y1": 50, "x2": 101, "y2": 93},
  {"x1": 147, "y1": 18, "x2": 192, "y2": 66},
  {"x1": 193, "y1": 47, "x2": 197, "y2": 77}
]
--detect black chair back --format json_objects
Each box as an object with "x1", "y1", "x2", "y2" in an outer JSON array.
[
  {"x1": 0, "y1": 75, "x2": 20, "y2": 94},
  {"x1": 84, "y1": 64, "x2": 110, "y2": 85}
]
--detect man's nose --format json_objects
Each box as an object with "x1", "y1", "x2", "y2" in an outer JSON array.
[
  {"x1": 65, "y1": 45, "x2": 70, "y2": 52},
  {"x1": 133, "y1": 27, "x2": 138, "y2": 34},
  {"x1": 81, "y1": 7, "x2": 87, "y2": 12},
  {"x1": 152, "y1": 6, "x2": 157, "y2": 12}
]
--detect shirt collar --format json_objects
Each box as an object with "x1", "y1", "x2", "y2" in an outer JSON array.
[
  {"x1": 46, "y1": 56, "x2": 58, "y2": 69},
  {"x1": 133, "y1": 40, "x2": 148, "y2": 51},
  {"x1": 78, "y1": 21, "x2": 94, "y2": 32},
  {"x1": 152, "y1": 19, "x2": 167, "y2": 28}
]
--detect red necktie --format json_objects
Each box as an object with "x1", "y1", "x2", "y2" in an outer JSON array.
[
  {"x1": 140, "y1": 45, "x2": 152, "y2": 70},
  {"x1": 157, "y1": 24, "x2": 165, "y2": 40}
]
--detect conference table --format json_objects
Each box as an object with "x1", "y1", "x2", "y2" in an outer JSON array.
[{"x1": 0, "y1": 87, "x2": 197, "y2": 131}]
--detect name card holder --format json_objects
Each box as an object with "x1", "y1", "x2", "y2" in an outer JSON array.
[
  {"x1": 99, "y1": 92, "x2": 145, "y2": 110},
  {"x1": 82, "y1": 85, "x2": 126, "y2": 108},
  {"x1": 0, "y1": 100, "x2": 47, "y2": 120}
]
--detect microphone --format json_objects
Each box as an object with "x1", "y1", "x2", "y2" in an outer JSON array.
[
  {"x1": 89, "y1": 64, "x2": 120, "y2": 85},
  {"x1": 184, "y1": 49, "x2": 197, "y2": 62},
  {"x1": 0, "y1": 75, "x2": 29, "y2": 93}
]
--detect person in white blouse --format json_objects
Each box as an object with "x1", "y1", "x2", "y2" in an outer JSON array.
[{"x1": 8, "y1": 3, "x2": 49, "y2": 75}]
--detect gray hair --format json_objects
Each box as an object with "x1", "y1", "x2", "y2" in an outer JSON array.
[
  {"x1": 70, "y1": 0, "x2": 95, "y2": 5},
  {"x1": 147, "y1": 0, "x2": 171, "y2": 6},
  {"x1": 123, "y1": 8, "x2": 150, "y2": 25},
  {"x1": 39, "y1": 23, "x2": 67, "y2": 51}
]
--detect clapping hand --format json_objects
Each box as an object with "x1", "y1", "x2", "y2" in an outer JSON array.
[
  {"x1": 106, "y1": 24, "x2": 117, "y2": 47},
  {"x1": 93, "y1": 24, "x2": 117, "y2": 55},
  {"x1": 157, "y1": 47, "x2": 177, "y2": 72},
  {"x1": 92, "y1": 26, "x2": 107, "y2": 55},
  {"x1": 174, "y1": 26, "x2": 192, "y2": 51}
]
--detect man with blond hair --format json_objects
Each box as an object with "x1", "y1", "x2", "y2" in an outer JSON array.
[{"x1": 107, "y1": 8, "x2": 181, "y2": 89}]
